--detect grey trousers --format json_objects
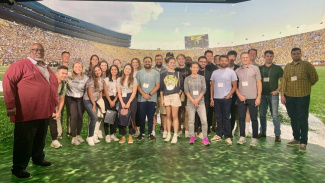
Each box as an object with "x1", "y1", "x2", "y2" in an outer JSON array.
[{"x1": 187, "y1": 101, "x2": 207, "y2": 138}]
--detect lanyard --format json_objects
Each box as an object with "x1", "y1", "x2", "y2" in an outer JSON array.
[{"x1": 263, "y1": 65, "x2": 273, "y2": 78}]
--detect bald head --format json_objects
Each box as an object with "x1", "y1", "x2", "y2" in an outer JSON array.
[{"x1": 30, "y1": 43, "x2": 45, "y2": 62}]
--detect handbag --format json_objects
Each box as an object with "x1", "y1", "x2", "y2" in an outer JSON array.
[
  {"x1": 96, "y1": 98, "x2": 105, "y2": 119},
  {"x1": 104, "y1": 109, "x2": 117, "y2": 124},
  {"x1": 118, "y1": 108, "x2": 137, "y2": 131}
]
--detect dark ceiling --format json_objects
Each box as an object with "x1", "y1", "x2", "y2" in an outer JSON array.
[{"x1": 11, "y1": 0, "x2": 250, "y2": 4}]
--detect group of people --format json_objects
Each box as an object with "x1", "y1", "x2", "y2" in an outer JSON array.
[{"x1": 3, "y1": 43, "x2": 318, "y2": 179}]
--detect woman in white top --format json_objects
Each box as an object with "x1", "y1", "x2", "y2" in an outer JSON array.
[
  {"x1": 100, "y1": 60, "x2": 110, "y2": 78},
  {"x1": 117, "y1": 63, "x2": 138, "y2": 144},
  {"x1": 131, "y1": 58, "x2": 142, "y2": 137}
]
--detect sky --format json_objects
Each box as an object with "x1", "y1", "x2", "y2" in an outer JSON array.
[{"x1": 40, "y1": 0, "x2": 325, "y2": 50}]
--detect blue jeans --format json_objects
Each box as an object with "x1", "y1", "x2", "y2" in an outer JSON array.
[
  {"x1": 214, "y1": 98, "x2": 232, "y2": 139},
  {"x1": 259, "y1": 95, "x2": 281, "y2": 136},
  {"x1": 285, "y1": 95, "x2": 310, "y2": 144},
  {"x1": 83, "y1": 100, "x2": 98, "y2": 137},
  {"x1": 139, "y1": 102, "x2": 156, "y2": 135}
]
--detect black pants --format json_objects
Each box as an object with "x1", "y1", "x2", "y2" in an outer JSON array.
[
  {"x1": 12, "y1": 118, "x2": 49, "y2": 171},
  {"x1": 230, "y1": 94, "x2": 238, "y2": 131},
  {"x1": 103, "y1": 96, "x2": 117, "y2": 135},
  {"x1": 66, "y1": 96, "x2": 84, "y2": 137},
  {"x1": 237, "y1": 98, "x2": 258, "y2": 138},
  {"x1": 49, "y1": 116, "x2": 58, "y2": 140},
  {"x1": 119, "y1": 93, "x2": 137, "y2": 135}
]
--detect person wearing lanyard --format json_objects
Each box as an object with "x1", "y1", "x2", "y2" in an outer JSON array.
[
  {"x1": 281, "y1": 48, "x2": 318, "y2": 152},
  {"x1": 258, "y1": 50, "x2": 283, "y2": 142},
  {"x1": 136, "y1": 56, "x2": 160, "y2": 141},
  {"x1": 184, "y1": 62, "x2": 210, "y2": 145},
  {"x1": 210, "y1": 55, "x2": 238, "y2": 145},
  {"x1": 102, "y1": 65, "x2": 120, "y2": 143},
  {"x1": 235, "y1": 52, "x2": 262, "y2": 147},
  {"x1": 160, "y1": 57, "x2": 183, "y2": 143}
]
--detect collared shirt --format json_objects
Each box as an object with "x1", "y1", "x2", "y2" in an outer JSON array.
[
  {"x1": 28, "y1": 57, "x2": 50, "y2": 83},
  {"x1": 235, "y1": 64, "x2": 261, "y2": 99},
  {"x1": 259, "y1": 64, "x2": 283, "y2": 95},
  {"x1": 281, "y1": 60, "x2": 318, "y2": 97}
]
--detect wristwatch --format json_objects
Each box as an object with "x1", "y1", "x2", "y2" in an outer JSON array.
[{"x1": 148, "y1": 93, "x2": 152, "y2": 96}]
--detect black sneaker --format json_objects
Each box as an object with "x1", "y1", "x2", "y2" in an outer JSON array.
[
  {"x1": 148, "y1": 134, "x2": 156, "y2": 141},
  {"x1": 136, "y1": 134, "x2": 144, "y2": 141},
  {"x1": 33, "y1": 160, "x2": 54, "y2": 167},
  {"x1": 12, "y1": 169, "x2": 32, "y2": 179}
]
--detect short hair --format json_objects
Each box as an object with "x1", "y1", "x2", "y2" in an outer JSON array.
[
  {"x1": 227, "y1": 50, "x2": 237, "y2": 57},
  {"x1": 198, "y1": 56, "x2": 207, "y2": 62},
  {"x1": 155, "y1": 54, "x2": 163, "y2": 59},
  {"x1": 264, "y1": 50, "x2": 274, "y2": 55},
  {"x1": 248, "y1": 48, "x2": 257, "y2": 54},
  {"x1": 204, "y1": 50, "x2": 213, "y2": 56},
  {"x1": 214, "y1": 55, "x2": 220, "y2": 59},
  {"x1": 143, "y1": 56, "x2": 152, "y2": 62},
  {"x1": 291, "y1": 47, "x2": 301, "y2": 54},
  {"x1": 166, "y1": 57, "x2": 175, "y2": 64},
  {"x1": 176, "y1": 54, "x2": 186, "y2": 60},
  {"x1": 61, "y1": 51, "x2": 70, "y2": 56},
  {"x1": 219, "y1": 55, "x2": 228, "y2": 61},
  {"x1": 240, "y1": 52, "x2": 249, "y2": 57},
  {"x1": 190, "y1": 61, "x2": 199, "y2": 68},
  {"x1": 57, "y1": 65, "x2": 68, "y2": 72}
]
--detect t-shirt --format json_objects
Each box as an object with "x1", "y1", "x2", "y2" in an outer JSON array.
[
  {"x1": 259, "y1": 64, "x2": 283, "y2": 95},
  {"x1": 235, "y1": 65, "x2": 261, "y2": 99},
  {"x1": 136, "y1": 69, "x2": 160, "y2": 103},
  {"x1": 116, "y1": 77, "x2": 137, "y2": 96},
  {"x1": 160, "y1": 71, "x2": 183, "y2": 95},
  {"x1": 184, "y1": 75, "x2": 206, "y2": 106},
  {"x1": 206, "y1": 62, "x2": 218, "y2": 73},
  {"x1": 198, "y1": 69, "x2": 212, "y2": 100},
  {"x1": 104, "y1": 77, "x2": 118, "y2": 97},
  {"x1": 83, "y1": 78, "x2": 104, "y2": 101},
  {"x1": 210, "y1": 68, "x2": 237, "y2": 99},
  {"x1": 66, "y1": 75, "x2": 89, "y2": 98}
]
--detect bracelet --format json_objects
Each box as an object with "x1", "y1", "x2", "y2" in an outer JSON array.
[{"x1": 148, "y1": 93, "x2": 152, "y2": 96}]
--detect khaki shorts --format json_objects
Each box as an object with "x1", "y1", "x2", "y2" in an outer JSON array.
[
  {"x1": 155, "y1": 96, "x2": 166, "y2": 115},
  {"x1": 163, "y1": 93, "x2": 182, "y2": 107}
]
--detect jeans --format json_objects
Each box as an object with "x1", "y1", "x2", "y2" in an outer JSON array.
[
  {"x1": 139, "y1": 102, "x2": 156, "y2": 135},
  {"x1": 237, "y1": 98, "x2": 259, "y2": 138},
  {"x1": 83, "y1": 100, "x2": 98, "y2": 137},
  {"x1": 194, "y1": 99, "x2": 209, "y2": 133},
  {"x1": 214, "y1": 98, "x2": 232, "y2": 139},
  {"x1": 285, "y1": 95, "x2": 310, "y2": 144},
  {"x1": 187, "y1": 101, "x2": 208, "y2": 138},
  {"x1": 259, "y1": 94, "x2": 281, "y2": 136}
]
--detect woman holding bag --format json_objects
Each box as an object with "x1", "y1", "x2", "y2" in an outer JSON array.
[
  {"x1": 102, "y1": 65, "x2": 120, "y2": 143},
  {"x1": 117, "y1": 63, "x2": 138, "y2": 144}
]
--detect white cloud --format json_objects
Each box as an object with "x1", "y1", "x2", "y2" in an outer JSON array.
[
  {"x1": 183, "y1": 22, "x2": 190, "y2": 26},
  {"x1": 174, "y1": 27, "x2": 180, "y2": 34}
]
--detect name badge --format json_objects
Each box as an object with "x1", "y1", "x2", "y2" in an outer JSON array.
[
  {"x1": 263, "y1": 77, "x2": 270, "y2": 82},
  {"x1": 193, "y1": 90, "x2": 199, "y2": 95},
  {"x1": 217, "y1": 83, "x2": 224, "y2": 87},
  {"x1": 143, "y1": 83, "x2": 149, "y2": 88},
  {"x1": 291, "y1": 76, "x2": 297, "y2": 81},
  {"x1": 242, "y1": 81, "x2": 248, "y2": 86}
]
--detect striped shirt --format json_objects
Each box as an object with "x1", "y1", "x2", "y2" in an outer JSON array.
[{"x1": 281, "y1": 60, "x2": 318, "y2": 97}]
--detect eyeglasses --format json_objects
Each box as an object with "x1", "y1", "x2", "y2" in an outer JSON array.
[{"x1": 31, "y1": 49, "x2": 45, "y2": 53}]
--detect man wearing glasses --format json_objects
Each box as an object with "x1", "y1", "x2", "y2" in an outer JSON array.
[{"x1": 3, "y1": 43, "x2": 58, "y2": 178}]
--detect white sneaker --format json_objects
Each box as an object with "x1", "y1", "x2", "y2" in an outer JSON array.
[
  {"x1": 245, "y1": 130, "x2": 252, "y2": 138},
  {"x1": 105, "y1": 135, "x2": 111, "y2": 143},
  {"x1": 163, "y1": 131, "x2": 167, "y2": 139},
  {"x1": 211, "y1": 135, "x2": 222, "y2": 142},
  {"x1": 250, "y1": 138, "x2": 258, "y2": 147},
  {"x1": 71, "y1": 138, "x2": 80, "y2": 146},
  {"x1": 237, "y1": 137, "x2": 246, "y2": 145},
  {"x1": 97, "y1": 131, "x2": 104, "y2": 139},
  {"x1": 178, "y1": 131, "x2": 183, "y2": 137},
  {"x1": 50, "y1": 140, "x2": 62, "y2": 148},
  {"x1": 171, "y1": 135, "x2": 178, "y2": 144},
  {"x1": 165, "y1": 133, "x2": 171, "y2": 142},
  {"x1": 86, "y1": 137, "x2": 95, "y2": 146},
  {"x1": 198, "y1": 132, "x2": 203, "y2": 139},
  {"x1": 93, "y1": 134, "x2": 100, "y2": 143},
  {"x1": 110, "y1": 134, "x2": 119, "y2": 142},
  {"x1": 76, "y1": 135, "x2": 84, "y2": 143},
  {"x1": 152, "y1": 131, "x2": 156, "y2": 137},
  {"x1": 134, "y1": 127, "x2": 140, "y2": 137},
  {"x1": 185, "y1": 130, "x2": 190, "y2": 138}
]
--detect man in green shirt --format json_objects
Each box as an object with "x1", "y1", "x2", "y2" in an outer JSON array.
[
  {"x1": 281, "y1": 48, "x2": 318, "y2": 152},
  {"x1": 258, "y1": 50, "x2": 283, "y2": 142}
]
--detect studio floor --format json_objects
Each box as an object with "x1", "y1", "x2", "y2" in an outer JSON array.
[{"x1": 1, "y1": 130, "x2": 325, "y2": 183}]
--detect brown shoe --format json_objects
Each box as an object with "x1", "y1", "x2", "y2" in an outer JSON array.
[
  {"x1": 128, "y1": 135, "x2": 133, "y2": 144},
  {"x1": 299, "y1": 144, "x2": 307, "y2": 152},
  {"x1": 258, "y1": 133, "x2": 266, "y2": 138},
  {"x1": 275, "y1": 136, "x2": 281, "y2": 142},
  {"x1": 119, "y1": 136, "x2": 125, "y2": 143},
  {"x1": 287, "y1": 139, "x2": 300, "y2": 146}
]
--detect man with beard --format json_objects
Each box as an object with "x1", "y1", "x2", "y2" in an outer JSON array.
[
  {"x1": 195, "y1": 56, "x2": 212, "y2": 138},
  {"x1": 185, "y1": 56, "x2": 193, "y2": 68},
  {"x1": 210, "y1": 55, "x2": 237, "y2": 145},
  {"x1": 3, "y1": 43, "x2": 58, "y2": 178},
  {"x1": 136, "y1": 56, "x2": 160, "y2": 141},
  {"x1": 153, "y1": 54, "x2": 168, "y2": 136}
]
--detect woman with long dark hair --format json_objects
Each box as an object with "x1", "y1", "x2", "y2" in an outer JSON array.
[{"x1": 85, "y1": 55, "x2": 99, "y2": 77}]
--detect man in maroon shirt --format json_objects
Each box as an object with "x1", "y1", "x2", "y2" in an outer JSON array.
[{"x1": 3, "y1": 43, "x2": 58, "y2": 179}]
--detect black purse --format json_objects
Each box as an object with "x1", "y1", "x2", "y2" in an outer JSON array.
[{"x1": 118, "y1": 108, "x2": 131, "y2": 126}]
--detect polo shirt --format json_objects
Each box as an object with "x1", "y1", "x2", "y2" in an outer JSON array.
[{"x1": 235, "y1": 64, "x2": 261, "y2": 99}]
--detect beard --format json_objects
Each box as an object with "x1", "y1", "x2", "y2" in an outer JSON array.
[
  {"x1": 156, "y1": 62, "x2": 162, "y2": 68},
  {"x1": 199, "y1": 64, "x2": 204, "y2": 70},
  {"x1": 144, "y1": 65, "x2": 151, "y2": 69}
]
